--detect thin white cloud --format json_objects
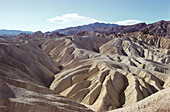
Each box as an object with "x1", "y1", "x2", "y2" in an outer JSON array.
[
  {"x1": 115, "y1": 20, "x2": 142, "y2": 25},
  {"x1": 47, "y1": 13, "x2": 142, "y2": 30},
  {"x1": 47, "y1": 13, "x2": 103, "y2": 26}
]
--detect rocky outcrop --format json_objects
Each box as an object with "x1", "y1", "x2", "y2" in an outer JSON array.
[
  {"x1": 0, "y1": 41, "x2": 60, "y2": 87},
  {"x1": 42, "y1": 33, "x2": 170, "y2": 111},
  {"x1": 75, "y1": 31, "x2": 106, "y2": 37},
  {"x1": 111, "y1": 87, "x2": 170, "y2": 112},
  {"x1": 0, "y1": 40, "x2": 93, "y2": 112},
  {"x1": 107, "y1": 23, "x2": 147, "y2": 35},
  {"x1": 141, "y1": 20, "x2": 170, "y2": 37},
  {"x1": 0, "y1": 20, "x2": 169, "y2": 112},
  {"x1": 0, "y1": 77, "x2": 93, "y2": 112},
  {"x1": 17, "y1": 31, "x2": 65, "y2": 40}
]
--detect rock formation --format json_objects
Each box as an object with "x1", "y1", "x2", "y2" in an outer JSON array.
[
  {"x1": 53, "y1": 20, "x2": 170, "y2": 37},
  {"x1": 42, "y1": 33, "x2": 170, "y2": 111},
  {"x1": 0, "y1": 40, "x2": 93, "y2": 112},
  {"x1": 0, "y1": 20, "x2": 169, "y2": 112}
]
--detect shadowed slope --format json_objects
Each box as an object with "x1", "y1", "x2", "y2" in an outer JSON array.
[
  {"x1": 0, "y1": 21, "x2": 169, "y2": 111},
  {"x1": 42, "y1": 34, "x2": 170, "y2": 111},
  {"x1": 0, "y1": 40, "x2": 93, "y2": 112}
]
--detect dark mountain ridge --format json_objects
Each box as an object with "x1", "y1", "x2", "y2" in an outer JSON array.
[
  {"x1": 53, "y1": 20, "x2": 170, "y2": 36},
  {"x1": 54, "y1": 22, "x2": 119, "y2": 35}
]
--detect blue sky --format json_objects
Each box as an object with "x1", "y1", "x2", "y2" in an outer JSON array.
[{"x1": 0, "y1": 0, "x2": 169, "y2": 32}]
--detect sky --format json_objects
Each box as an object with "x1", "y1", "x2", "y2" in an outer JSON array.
[{"x1": 0, "y1": 0, "x2": 169, "y2": 32}]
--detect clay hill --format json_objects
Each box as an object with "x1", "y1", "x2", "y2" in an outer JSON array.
[{"x1": 0, "y1": 20, "x2": 170, "y2": 112}]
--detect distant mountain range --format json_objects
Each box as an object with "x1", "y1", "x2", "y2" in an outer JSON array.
[
  {"x1": 54, "y1": 20, "x2": 170, "y2": 36},
  {"x1": 1, "y1": 20, "x2": 169, "y2": 37},
  {"x1": 0, "y1": 29, "x2": 33, "y2": 36},
  {"x1": 54, "y1": 22, "x2": 119, "y2": 35}
]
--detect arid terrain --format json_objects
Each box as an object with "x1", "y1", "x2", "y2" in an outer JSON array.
[{"x1": 0, "y1": 20, "x2": 170, "y2": 112}]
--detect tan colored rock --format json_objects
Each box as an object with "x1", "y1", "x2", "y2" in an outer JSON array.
[
  {"x1": 110, "y1": 87, "x2": 170, "y2": 112},
  {"x1": 44, "y1": 35, "x2": 170, "y2": 111},
  {"x1": 0, "y1": 40, "x2": 93, "y2": 112},
  {"x1": 0, "y1": 30, "x2": 170, "y2": 112}
]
